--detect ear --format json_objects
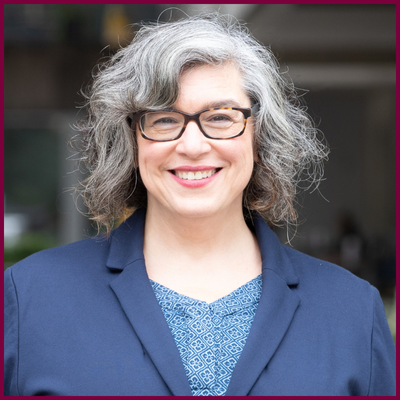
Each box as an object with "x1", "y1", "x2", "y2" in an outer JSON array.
[{"x1": 253, "y1": 149, "x2": 260, "y2": 163}]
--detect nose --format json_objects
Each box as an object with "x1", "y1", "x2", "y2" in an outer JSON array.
[{"x1": 175, "y1": 120, "x2": 212, "y2": 158}]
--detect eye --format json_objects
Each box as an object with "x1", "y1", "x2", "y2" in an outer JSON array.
[
  {"x1": 208, "y1": 114, "x2": 233, "y2": 123},
  {"x1": 203, "y1": 111, "x2": 237, "y2": 127},
  {"x1": 153, "y1": 117, "x2": 179, "y2": 126},
  {"x1": 143, "y1": 112, "x2": 183, "y2": 130}
]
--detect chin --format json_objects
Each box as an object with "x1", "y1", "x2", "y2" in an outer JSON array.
[
  {"x1": 170, "y1": 203, "x2": 221, "y2": 220},
  {"x1": 147, "y1": 189, "x2": 244, "y2": 220},
  {"x1": 168, "y1": 194, "x2": 243, "y2": 221}
]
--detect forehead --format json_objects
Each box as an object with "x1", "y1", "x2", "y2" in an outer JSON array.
[{"x1": 176, "y1": 63, "x2": 250, "y2": 111}]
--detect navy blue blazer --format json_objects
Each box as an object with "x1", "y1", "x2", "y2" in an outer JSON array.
[{"x1": 4, "y1": 209, "x2": 396, "y2": 396}]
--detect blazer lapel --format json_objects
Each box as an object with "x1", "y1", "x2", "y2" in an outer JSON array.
[
  {"x1": 106, "y1": 209, "x2": 192, "y2": 396},
  {"x1": 226, "y1": 216, "x2": 300, "y2": 396},
  {"x1": 106, "y1": 210, "x2": 299, "y2": 396}
]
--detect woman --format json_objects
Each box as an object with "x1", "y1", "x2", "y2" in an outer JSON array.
[{"x1": 4, "y1": 13, "x2": 395, "y2": 396}]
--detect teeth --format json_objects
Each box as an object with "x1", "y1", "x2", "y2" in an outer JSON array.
[{"x1": 175, "y1": 169, "x2": 217, "y2": 180}]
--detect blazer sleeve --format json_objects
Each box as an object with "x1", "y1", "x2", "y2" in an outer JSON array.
[
  {"x1": 367, "y1": 286, "x2": 396, "y2": 396},
  {"x1": 4, "y1": 267, "x2": 20, "y2": 396}
]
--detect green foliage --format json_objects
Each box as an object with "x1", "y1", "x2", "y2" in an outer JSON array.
[
  {"x1": 384, "y1": 292, "x2": 396, "y2": 345},
  {"x1": 4, "y1": 232, "x2": 58, "y2": 270}
]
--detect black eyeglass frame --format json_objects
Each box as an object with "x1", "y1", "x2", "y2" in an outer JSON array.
[{"x1": 129, "y1": 104, "x2": 259, "y2": 142}]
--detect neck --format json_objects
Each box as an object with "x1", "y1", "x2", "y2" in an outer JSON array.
[
  {"x1": 144, "y1": 203, "x2": 249, "y2": 252},
  {"x1": 143, "y1": 203, "x2": 262, "y2": 302}
]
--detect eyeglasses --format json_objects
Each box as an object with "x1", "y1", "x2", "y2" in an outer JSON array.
[{"x1": 129, "y1": 104, "x2": 259, "y2": 142}]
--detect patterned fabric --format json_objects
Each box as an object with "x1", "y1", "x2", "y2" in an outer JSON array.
[{"x1": 150, "y1": 275, "x2": 262, "y2": 396}]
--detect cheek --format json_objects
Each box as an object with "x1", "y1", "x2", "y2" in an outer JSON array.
[
  {"x1": 222, "y1": 137, "x2": 255, "y2": 178},
  {"x1": 137, "y1": 140, "x2": 173, "y2": 182},
  {"x1": 137, "y1": 136, "x2": 156, "y2": 169},
  {"x1": 239, "y1": 131, "x2": 256, "y2": 166},
  {"x1": 238, "y1": 136, "x2": 256, "y2": 184},
  {"x1": 137, "y1": 141, "x2": 158, "y2": 183}
]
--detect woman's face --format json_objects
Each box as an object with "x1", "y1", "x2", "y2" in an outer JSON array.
[{"x1": 137, "y1": 63, "x2": 256, "y2": 220}]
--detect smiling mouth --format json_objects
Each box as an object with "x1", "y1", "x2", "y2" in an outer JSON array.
[{"x1": 171, "y1": 168, "x2": 221, "y2": 180}]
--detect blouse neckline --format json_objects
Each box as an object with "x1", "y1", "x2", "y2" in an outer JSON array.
[{"x1": 150, "y1": 274, "x2": 262, "y2": 318}]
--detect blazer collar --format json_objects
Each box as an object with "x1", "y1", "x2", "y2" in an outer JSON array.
[
  {"x1": 106, "y1": 209, "x2": 192, "y2": 395},
  {"x1": 254, "y1": 215, "x2": 299, "y2": 286},
  {"x1": 106, "y1": 209, "x2": 300, "y2": 396},
  {"x1": 226, "y1": 216, "x2": 300, "y2": 395},
  {"x1": 106, "y1": 208, "x2": 299, "y2": 285},
  {"x1": 105, "y1": 208, "x2": 146, "y2": 271}
]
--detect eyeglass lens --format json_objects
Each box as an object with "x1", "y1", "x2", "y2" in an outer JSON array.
[{"x1": 141, "y1": 109, "x2": 246, "y2": 140}]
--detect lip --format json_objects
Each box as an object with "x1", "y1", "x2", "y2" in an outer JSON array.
[
  {"x1": 172, "y1": 165, "x2": 219, "y2": 172},
  {"x1": 168, "y1": 166, "x2": 221, "y2": 188}
]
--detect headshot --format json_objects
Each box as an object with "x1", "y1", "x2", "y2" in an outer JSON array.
[{"x1": 4, "y1": 5, "x2": 396, "y2": 396}]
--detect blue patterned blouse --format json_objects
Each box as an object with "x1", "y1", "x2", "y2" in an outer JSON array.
[{"x1": 150, "y1": 274, "x2": 262, "y2": 396}]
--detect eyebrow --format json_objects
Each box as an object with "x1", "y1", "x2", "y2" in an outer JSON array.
[
  {"x1": 202, "y1": 99, "x2": 243, "y2": 109},
  {"x1": 172, "y1": 99, "x2": 243, "y2": 111}
]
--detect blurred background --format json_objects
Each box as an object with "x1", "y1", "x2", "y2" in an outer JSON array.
[{"x1": 4, "y1": 4, "x2": 396, "y2": 339}]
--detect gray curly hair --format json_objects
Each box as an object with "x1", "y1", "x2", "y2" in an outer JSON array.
[{"x1": 74, "y1": 12, "x2": 329, "y2": 235}]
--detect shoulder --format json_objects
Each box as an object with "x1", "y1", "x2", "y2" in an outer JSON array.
[
  {"x1": 5, "y1": 209, "x2": 147, "y2": 291},
  {"x1": 5, "y1": 236, "x2": 111, "y2": 285},
  {"x1": 254, "y1": 214, "x2": 371, "y2": 296},
  {"x1": 280, "y1": 244, "x2": 378, "y2": 318},
  {"x1": 286, "y1": 245, "x2": 369, "y2": 286},
  {"x1": 4, "y1": 235, "x2": 119, "y2": 330}
]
